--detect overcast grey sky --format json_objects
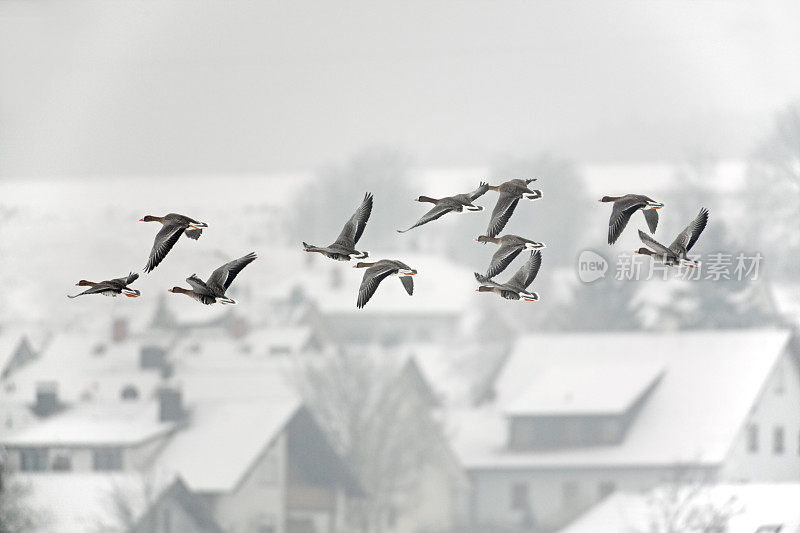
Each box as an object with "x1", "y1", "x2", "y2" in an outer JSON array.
[{"x1": 1, "y1": 0, "x2": 799, "y2": 177}]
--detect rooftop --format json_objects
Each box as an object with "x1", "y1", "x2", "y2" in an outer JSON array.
[
  {"x1": 451, "y1": 329, "x2": 792, "y2": 469},
  {"x1": 2, "y1": 400, "x2": 175, "y2": 446}
]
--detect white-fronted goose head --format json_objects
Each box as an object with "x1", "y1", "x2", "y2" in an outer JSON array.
[
  {"x1": 168, "y1": 252, "x2": 257, "y2": 305},
  {"x1": 600, "y1": 194, "x2": 664, "y2": 245},
  {"x1": 397, "y1": 182, "x2": 489, "y2": 233},
  {"x1": 485, "y1": 179, "x2": 542, "y2": 238},
  {"x1": 140, "y1": 213, "x2": 208, "y2": 273},
  {"x1": 636, "y1": 208, "x2": 709, "y2": 268},
  {"x1": 352, "y1": 259, "x2": 417, "y2": 309},
  {"x1": 474, "y1": 234, "x2": 546, "y2": 278},
  {"x1": 303, "y1": 192, "x2": 373, "y2": 261},
  {"x1": 474, "y1": 250, "x2": 542, "y2": 301},
  {"x1": 68, "y1": 272, "x2": 141, "y2": 299}
]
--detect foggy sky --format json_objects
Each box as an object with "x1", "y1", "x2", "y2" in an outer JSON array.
[{"x1": 1, "y1": 0, "x2": 799, "y2": 177}]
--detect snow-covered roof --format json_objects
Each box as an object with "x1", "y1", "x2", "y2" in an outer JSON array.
[
  {"x1": 156, "y1": 397, "x2": 300, "y2": 493},
  {"x1": 2, "y1": 400, "x2": 175, "y2": 446},
  {"x1": 504, "y1": 359, "x2": 665, "y2": 416},
  {"x1": 559, "y1": 483, "x2": 800, "y2": 533},
  {"x1": 0, "y1": 333, "x2": 163, "y2": 405},
  {"x1": 451, "y1": 329, "x2": 792, "y2": 469}
]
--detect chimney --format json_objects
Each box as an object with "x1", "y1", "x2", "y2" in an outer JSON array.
[
  {"x1": 34, "y1": 381, "x2": 61, "y2": 417},
  {"x1": 158, "y1": 387, "x2": 184, "y2": 422},
  {"x1": 112, "y1": 318, "x2": 128, "y2": 343}
]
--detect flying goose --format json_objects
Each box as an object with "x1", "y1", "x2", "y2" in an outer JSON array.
[
  {"x1": 475, "y1": 234, "x2": 546, "y2": 278},
  {"x1": 635, "y1": 208, "x2": 709, "y2": 267},
  {"x1": 599, "y1": 194, "x2": 663, "y2": 245},
  {"x1": 353, "y1": 259, "x2": 417, "y2": 309},
  {"x1": 474, "y1": 250, "x2": 542, "y2": 301},
  {"x1": 303, "y1": 192, "x2": 373, "y2": 260},
  {"x1": 68, "y1": 272, "x2": 140, "y2": 298},
  {"x1": 485, "y1": 179, "x2": 542, "y2": 238},
  {"x1": 168, "y1": 252, "x2": 257, "y2": 305},
  {"x1": 140, "y1": 214, "x2": 208, "y2": 272},
  {"x1": 397, "y1": 182, "x2": 489, "y2": 233}
]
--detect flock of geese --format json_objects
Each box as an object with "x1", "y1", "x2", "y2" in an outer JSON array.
[
  {"x1": 69, "y1": 182, "x2": 709, "y2": 309},
  {"x1": 70, "y1": 214, "x2": 257, "y2": 305}
]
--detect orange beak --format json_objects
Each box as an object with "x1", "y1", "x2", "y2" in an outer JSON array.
[
  {"x1": 139, "y1": 218, "x2": 145, "y2": 221},
  {"x1": 167, "y1": 289, "x2": 173, "y2": 292}
]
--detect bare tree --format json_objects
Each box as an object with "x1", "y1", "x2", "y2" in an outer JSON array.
[
  {"x1": 0, "y1": 461, "x2": 47, "y2": 533},
  {"x1": 637, "y1": 464, "x2": 741, "y2": 533},
  {"x1": 294, "y1": 350, "x2": 445, "y2": 533}
]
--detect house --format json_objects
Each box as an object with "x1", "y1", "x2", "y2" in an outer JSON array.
[
  {"x1": 1, "y1": 396, "x2": 180, "y2": 474},
  {"x1": 449, "y1": 329, "x2": 800, "y2": 532},
  {"x1": 0, "y1": 332, "x2": 38, "y2": 380},
  {"x1": 559, "y1": 483, "x2": 800, "y2": 533},
  {"x1": 154, "y1": 398, "x2": 363, "y2": 533}
]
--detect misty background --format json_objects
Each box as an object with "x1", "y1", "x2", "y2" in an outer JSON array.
[{"x1": 1, "y1": 1, "x2": 800, "y2": 533}]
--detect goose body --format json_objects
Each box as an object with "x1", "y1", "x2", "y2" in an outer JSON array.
[
  {"x1": 485, "y1": 179, "x2": 542, "y2": 238},
  {"x1": 303, "y1": 193, "x2": 373, "y2": 261},
  {"x1": 636, "y1": 208, "x2": 709, "y2": 267},
  {"x1": 140, "y1": 213, "x2": 208, "y2": 272},
  {"x1": 68, "y1": 272, "x2": 140, "y2": 299},
  {"x1": 600, "y1": 194, "x2": 663, "y2": 245},
  {"x1": 475, "y1": 250, "x2": 542, "y2": 301},
  {"x1": 353, "y1": 259, "x2": 417, "y2": 309},
  {"x1": 397, "y1": 182, "x2": 489, "y2": 233},
  {"x1": 475, "y1": 234, "x2": 546, "y2": 278},
  {"x1": 168, "y1": 252, "x2": 257, "y2": 305}
]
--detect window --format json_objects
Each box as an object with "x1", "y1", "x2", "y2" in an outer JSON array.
[
  {"x1": 20, "y1": 448, "x2": 48, "y2": 471},
  {"x1": 747, "y1": 423, "x2": 759, "y2": 453},
  {"x1": 510, "y1": 482, "x2": 529, "y2": 510},
  {"x1": 255, "y1": 514, "x2": 276, "y2": 533},
  {"x1": 773, "y1": 426, "x2": 785, "y2": 455},
  {"x1": 562, "y1": 481, "x2": 580, "y2": 509},
  {"x1": 93, "y1": 448, "x2": 123, "y2": 471},
  {"x1": 51, "y1": 450, "x2": 72, "y2": 471},
  {"x1": 598, "y1": 481, "x2": 616, "y2": 499}
]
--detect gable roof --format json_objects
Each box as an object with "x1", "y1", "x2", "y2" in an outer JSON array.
[
  {"x1": 451, "y1": 329, "x2": 792, "y2": 469},
  {"x1": 155, "y1": 397, "x2": 301, "y2": 493}
]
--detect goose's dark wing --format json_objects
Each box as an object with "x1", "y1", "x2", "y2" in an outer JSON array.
[
  {"x1": 508, "y1": 250, "x2": 542, "y2": 289},
  {"x1": 642, "y1": 209, "x2": 659, "y2": 234},
  {"x1": 638, "y1": 230, "x2": 673, "y2": 256},
  {"x1": 397, "y1": 203, "x2": 455, "y2": 233},
  {"x1": 399, "y1": 275, "x2": 414, "y2": 296},
  {"x1": 357, "y1": 263, "x2": 397, "y2": 308},
  {"x1": 107, "y1": 272, "x2": 139, "y2": 289},
  {"x1": 186, "y1": 274, "x2": 213, "y2": 294},
  {"x1": 468, "y1": 181, "x2": 490, "y2": 201},
  {"x1": 207, "y1": 252, "x2": 258, "y2": 292},
  {"x1": 474, "y1": 272, "x2": 504, "y2": 289},
  {"x1": 334, "y1": 192, "x2": 373, "y2": 248},
  {"x1": 607, "y1": 198, "x2": 646, "y2": 244},
  {"x1": 145, "y1": 223, "x2": 186, "y2": 273},
  {"x1": 670, "y1": 208, "x2": 709, "y2": 252},
  {"x1": 486, "y1": 243, "x2": 524, "y2": 279},
  {"x1": 67, "y1": 282, "x2": 117, "y2": 298},
  {"x1": 486, "y1": 194, "x2": 520, "y2": 238}
]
